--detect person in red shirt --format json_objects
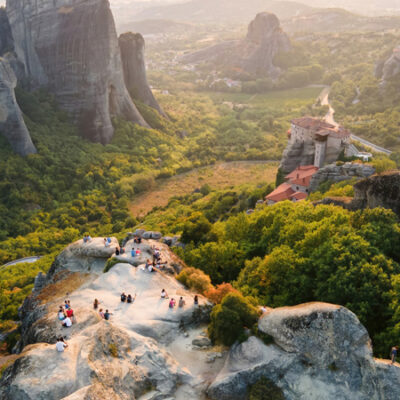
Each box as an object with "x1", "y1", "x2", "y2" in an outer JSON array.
[{"x1": 66, "y1": 308, "x2": 74, "y2": 318}]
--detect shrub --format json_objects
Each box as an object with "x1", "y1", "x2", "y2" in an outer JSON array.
[
  {"x1": 177, "y1": 267, "x2": 212, "y2": 294},
  {"x1": 103, "y1": 257, "x2": 131, "y2": 273},
  {"x1": 205, "y1": 283, "x2": 239, "y2": 304},
  {"x1": 108, "y1": 343, "x2": 118, "y2": 357},
  {"x1": 248, "y1": 377, "x2": 285, "y2": 400},
  {"x1": 208, "y1": 293, "x2": 259, "y2": 346}
]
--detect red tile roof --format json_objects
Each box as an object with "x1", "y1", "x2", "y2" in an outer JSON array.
[
  {"x1": 285, "y1": 165, "x2": 318, "y2": 187},
  {"x1": 265, "y1": 183, "x2": 294, "y2": 203},
  {"x1": 291, "y1": 117, "x2": 350, "y2": 139},
  {"x1": 291, "y1": 192, "x2": 307, "y2": 201}
]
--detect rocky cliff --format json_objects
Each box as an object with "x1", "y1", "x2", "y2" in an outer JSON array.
[
  {"x1": 309, "y1": 162, "x2": 375, "y2": 192},
  {"x1": 6, "y1": 0, "x2": 150, "y2": 144},
  {"x1": 376, "y1": 46, "x2": 400, "y2": 84},
  {"x1": 181, "y1": 12, "x2": 291, "y2": 79},
  {"x1": 208, "y1": 303, "x2": 400, "y2": 400},
  {"x1": 119, "y1": 32, "x2": 165, "y2": 117},
  {"x1": 316, "y1": 170, "x2": 400, "y2": 217},
  {"x1": 0, "y1": 58, "x2": 36, "y2": 155}
]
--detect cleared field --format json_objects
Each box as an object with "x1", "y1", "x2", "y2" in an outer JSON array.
[{"x1": 130, "y1": 161, "x2": 278, "y2": 217}]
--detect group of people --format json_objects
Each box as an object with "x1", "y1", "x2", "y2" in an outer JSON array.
[
  {"x1": 58, "y1": 300, "x2": 75, "y2": 328},
  {"x1": 121, "y1": 292, "x2": 136, "y2": 303},
  {"x1": 160, "y1": 289, "x2": 198, "y2": 309},
  {"x1": 104, "y1": 237, "x2": 112, "y2": 247},
  {"x1": 93, "y1": 298, "x2": 112, "y2": 320},
  {"x1": 83, "y1": 235, "x2": 92, "y2": 243}
]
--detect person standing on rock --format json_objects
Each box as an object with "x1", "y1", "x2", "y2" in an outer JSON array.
[
  {"x1": 391, "y1": 346, "x2": 398, "y2": 364},
  {"x1": 56, "y1": 337, "x2": 68, "y2": 352}
]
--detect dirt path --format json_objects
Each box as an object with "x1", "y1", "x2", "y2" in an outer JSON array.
[{"x1": 129, "y1": 161, "x2": 278, "y2": 217}]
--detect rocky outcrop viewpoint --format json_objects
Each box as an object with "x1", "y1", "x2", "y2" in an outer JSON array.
[
  {"x1": 208, "y1": 302, "x2": 400, "y2": 400},
  {"x1": 181, "y1": 12, "x2": 291, "y2": 79},
  {"x1": 119, "y1": 32, "x2": 166, "y2": 117},
  {"x1": 0, "y1": 237, "x2": 224, "y2": 399}
]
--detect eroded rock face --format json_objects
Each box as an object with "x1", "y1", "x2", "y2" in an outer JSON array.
[
  {"x1": 181, "y1": 12, "x2": 290, "y2": 79},
  {"x1": 119, "y1": 32, "x2": 165, "y2": 117},
  {"x1": 353, "y1": 170, "x2": 400, "y2": 216},
  {"x1": 6, "y1": 0, "x2": 148, "y2": 144},
  {"x1": 0, "y1": 58, "x2": 36, "y2": 155},
  {"x1": 280, "y1": 140, "x2": 315, "y2": 174},
  {"x1": 309, "y1": 162, "x2": 375, "y2": 192},
  {"x1": 208, "y1": 302, "x2": 400, "y2": 400},
  {"x1": 377, "y1": 46, "x2": 400, "y2": 84}
]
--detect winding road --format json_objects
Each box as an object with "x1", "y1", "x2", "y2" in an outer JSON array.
[
  {"x1": 1, "y1": 256, "x2": 42, "y2": 269},
  {"x1": 319, "y1": 87, "x2": 392, "y2": 155}
]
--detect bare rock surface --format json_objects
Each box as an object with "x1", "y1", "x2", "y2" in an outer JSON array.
[
  {"x1": 0, "y1": 238, "x2": 222, "y2": 400},
  {"x1": 181, "y1": 12, "x2": 290, "y2": 79},
  {"x1": 119, "y1": 32, "x2": 166, "y2": 117},
  {"x1": 208, "y1": 302, "x2": 400, "y2": 400},
  {"x1": 6, "y1": 0, "x2": 149, "y2": 144},
  {"x1": 0, "y1": 57, "x2": 36, "y2": 155},
  {"x1": 309, "y1": 162, "x2": 376, "y2": 192}
]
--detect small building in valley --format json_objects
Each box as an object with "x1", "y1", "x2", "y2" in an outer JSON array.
[{"x1": 265, "y1": 165, "x2": 318, "y2": 205}]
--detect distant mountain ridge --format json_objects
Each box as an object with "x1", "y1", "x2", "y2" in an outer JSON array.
[{"x1": 129, "y1": 0, "x2": 312, "y2": 24}]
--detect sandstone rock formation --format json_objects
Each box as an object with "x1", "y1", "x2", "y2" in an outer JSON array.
[
  {"x1": 5, "y1": 0, "x2": 149, "y2": 144},
  {"x1": 119, "y1": 32, "x2": 166, "y2": 117},
  {"x1": 352, "y1": 170, "x2": 400, "y2": 216},
  {"x1": 309, "y1": 162, "x2": 375, "y2": 192},
  {"x1": 208, "y1": 302, "x2": 400, "y2": 400},
  {"x1": 0, "y1": 237, "x2": 225, "y2": 399},
  {"x1": 376, "y1": 46, "x2": 400, "y2": 84},
  {"x1": 315, "y1": 170, "x2": 400, "y2": 217},
  {"x1": 181, "y1": 12, "x2": 291, "y2": 79},
  {"x1": 0, "y1": 58, "x2": 36, "y2": 155},
  {"x1": 280, "y1": 140, "x2": 315, "y2": 174}
]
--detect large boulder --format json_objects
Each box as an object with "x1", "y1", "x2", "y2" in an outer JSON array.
[{"x1": 208, "y1": 302, "x2": 400, "y2": 400}]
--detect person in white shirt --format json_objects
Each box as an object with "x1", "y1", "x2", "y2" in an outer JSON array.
[
  {"x1": 56, "y1": 337, "x2": 68, "y2": 352},
  {"x1": 62, "y1": 317, "x2": 72, "y2": 327}
]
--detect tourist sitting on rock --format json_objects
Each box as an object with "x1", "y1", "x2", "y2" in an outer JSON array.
[
  {"x1": 178, "y1": 297, "x2": 186, "y2": 308},
  {"x1": 260, "y1": 305, "x2": 268, "y2": 313},
  {"x1": 120, "y1": 247, "x2": 125, "y2": 255},
  {"x1": 127, "y1": 294, "x2": 136, "y2": 303},
  {"x1": 83, "y1": 235, "x2": 88, "y2": 243},
  {"x1": 66, "y1": 307, "x2": 74, "y2": 318},
  {"x1": 131, "y1": 248, "x2": 136, "y2": 257},
  {"x1": 58, "y1": 306, "x2": 66, "y2": 320},
  {"x1": 391, "y1": 346, "x2": 398, "y2": 364},
  {"x1": 62, "y1": 316, "x2": 72, "y2": 328},
  {"x1": 107, "y1": 237, "x2": 112, "y2": 244},
  {"x1": 169, "y1": 298, "x2": 176, "y2": 308},
  {"x1": 115, "y1": 247, "x2": 120, "y2": 256},
  {"x1": 99, "y1": 309, "x2": 105, "y2": 319},
  {"x1": 56, "y1": 337, "x2": 68, "y2": 352},
  {"x1": 104, "y1": 310, "x2": 112, "y2": 320},
  {"x1": 121, "y1": 292, "x2": 127, "y2": 302},
  {"x1": 148, "y1": 264, "x2": 154, "y2": 272},
  {"x1": 161, "y1": 289, "x2": 169, "y2": 299},
  {"x1": 194, "y1": 295, "x2": 199, "y2": 305},
  {"x1": 104, "y1": 238, "x2": 110, "y2": 247},
  {"x1": 93, "y1": 299, "x2": 99, "y2": 309},
  {"x1": 136, "y1": 248, "x2": 141, "y2": 256},
  {"x1": 87, "y1": 235, "x2": 92, "y2": 242},
  {"x1": 145, "y1": 259, "x2": 151, "y2": 270},
  {"x1": 64, "y1": 300, "x2": 70, "y2": 310}
]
